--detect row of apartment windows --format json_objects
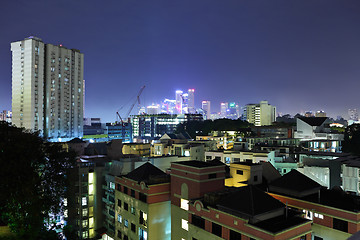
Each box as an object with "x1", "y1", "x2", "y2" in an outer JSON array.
[{"x1": 117, "y1": 184, "x2": 147, "y2": 203}]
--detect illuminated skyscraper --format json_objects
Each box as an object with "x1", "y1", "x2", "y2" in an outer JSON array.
[
  {"x1": 220, "y1": 102, "x2": 228, "y2": 118},
  {"x1": 202, "y1": 100, "x2": 211, "y2": 120},
  {"x1": 187, "y1": 89, "x2": 195, "y2": 113},
  {"x1": 175, "y1": 90, "x2": 183, "y2": 114},
  {"x1": 11, "y1": 36, "x2": 84, "y2": 139}
]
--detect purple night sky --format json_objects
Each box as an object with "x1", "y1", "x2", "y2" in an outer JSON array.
[{"x1": 1, "y1": 0, "x2": 360, "y2": 122}]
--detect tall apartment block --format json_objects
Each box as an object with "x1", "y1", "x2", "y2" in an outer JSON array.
[
  {"x1": 244, "y1": 101, "x2": 276, "y2": 126},
  {"x1": 11, "y1": 36, "x2": 84, "y2": 139}
]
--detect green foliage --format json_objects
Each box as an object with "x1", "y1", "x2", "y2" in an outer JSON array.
[
  {"x1": 0, "y1": 122, "x2": 76, "y2": 239},
  {"x1": 343, "y1": 124, "x2": 360, "y2": 156},
  {"x1": 176, "y1": 118, "x2": 253, "y2": 138}
]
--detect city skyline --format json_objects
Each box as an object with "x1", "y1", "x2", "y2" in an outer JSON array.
[{"x1": 1, "y1": 0, "x2": 360, "y2": 122}]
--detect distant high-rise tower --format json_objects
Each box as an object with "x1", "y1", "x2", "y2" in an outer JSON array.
[
  {"x1": 220, "y1": 102, "x2": 228, "y2": 118},
  {"x1": 175, "y1": 90, "x2": 183, "y2": 114},
  {"x1": 245, "y1": 101, "x2": 276, "y2": 126},
  {"x1": 202, "y1": 100, "x2": 211, "y2": 120},
  {"x1": 11, "y1": 36, "x2": 84, "y2": 139},
  {"x1": 348, "y1": 109, "x2": 358, "y2": 121},
  {"x1": 187, "y1": 89, "x2": 195, "y2": 113}
]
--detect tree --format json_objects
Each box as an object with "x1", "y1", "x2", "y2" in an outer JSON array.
[
  {"x1": 342, "y1": 124, "x2": 360, "y2": 156},
  {"x1": 0, "y1": 122, "x2": 76, "y2": 239}
]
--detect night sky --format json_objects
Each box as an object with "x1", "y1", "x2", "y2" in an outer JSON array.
[{"x1": 1, "y1": 0, "x2": 360, "y2": 122}]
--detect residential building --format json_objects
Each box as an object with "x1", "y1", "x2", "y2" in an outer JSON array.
[
  {"x1": 294, "y1": 117, "x2": 343, "y2": 141},
  {"x1": 11, "y1": 36, "x2": 84, "y2": 139},
  {"x1": 170, "y1": 160, "x2": 312, "y2": 240},
  {"x1": 115, "y1": 163, "x2": 171, "y2": 240},
  {"x1": 269, "y1": 170, "x2": 360, "y2": 240},
  {"x1": 244, "y1": 101, "x2": 276, "y2": 126},
  {"x1": 66, "y1": 158, "x2": 107, "y2": 239}
]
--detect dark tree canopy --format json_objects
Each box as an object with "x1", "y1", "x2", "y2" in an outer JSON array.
[
  {"x1": 0, "y1": 122, "x2": 76, "y2": 239},
  {"x1": 342, "y1": 124, "x2": 360, "y2": 156},
  {"x1": 176, "y1": 118, "x2": 253, "y2": 138}
]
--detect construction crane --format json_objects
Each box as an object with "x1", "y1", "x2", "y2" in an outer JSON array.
[{"x1": 116, "y1": 85, "x2": 145, "y2": 125}]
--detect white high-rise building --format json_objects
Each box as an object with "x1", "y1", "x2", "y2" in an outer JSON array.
[
  {"x1": 202, "y1": 100, "x2": 211, "y2": 120},
  {"x1": 245, "y1": 100, "x2": 276, "y2": 126},
  {"x1": 187, "y1": 89, "x2": 195, "y2": 113},
  {"x1": 11, "y1": 36, "x2": 84, "y2": 139}
]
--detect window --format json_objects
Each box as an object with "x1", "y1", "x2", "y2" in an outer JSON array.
[
  {"x1": 131, "y1": 223, "x2": 136, "y2": 232},
  {"x1": 314, "y1": 213, "x2": 324, "y2": 219},
  {"x1": 208, "y1": 173, "x2": 216, "y2": 179},
  {"x1": 237, "y1": 170, "x2": 243, "y2": 175},
  {"x1": 181, "y1": 199, "x2": 189, "y2": 210},
  {"x1": 117, "y1": 214, "x2": 122, "y2": 223},
  {"x1": 117, "y1": 184, "x2": 122, "y2": 191},
  {"x1": 124, "y1": 186, "x2": 128, "y2": 194},
  {"x1": 124, "y1": 219, "x2": 128, "y2": 228},
  {"x1": 182, "y1": 219, "x2": 188, "y2": 231},
  {"x1": 140, "y1": 211, "x2": 147, "y2": 226},
  {"x1": 117, "y1": 230, "x2": 122, "y2": 239},
  {"x1": 192, "y1": 215, "x2": 205, "y2": 229},
  {"x1": 109, "y1": 182, "x2": 115, "y2": 190},
  {"x1": 333, "y1": 218, "x2": 348, "y2": 232},
  {"x1": 82, "y1": 197, "x2": 87, "y2": 206},
  {"x1": 82, "y1": 231, "x2": 88, "y2": 238},
  {"x1": 131, "y1": 189, "x2": 135, "y2": 197},
  {"x1": 124, "y1": 202, "x2": 128, "y2": 211},
  {"x1": 82, "y1": 208, "x2": 88, "y2": 216},
  {"x1": 229, "y1": 230, "x2": 241, "y2": 240},
  {"x1": 118, "y1": 199, "x2": 122, "y2": 208},
  {"x1": 139, "y1": 193, "x2": 147, "y2": 203},
  {"x1": 212, "y1": 222, "x2": 222, "y2": 237},
  {"x1": 139, "y1": 228, "x2": 148, "y2": 240},
  {"x1": 131, "y1": 207, "x2": 136, "y2": 215},
  {"x1": 254, "y1": 175, "x2": 258, "y2": 182},
  {"x1": 82, "y1": 220, "x2": 88, "y2": 228}
]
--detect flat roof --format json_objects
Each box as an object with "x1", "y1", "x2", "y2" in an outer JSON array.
[{"x1": 173, "y1": 160, "x2": 224, "y2": 168}]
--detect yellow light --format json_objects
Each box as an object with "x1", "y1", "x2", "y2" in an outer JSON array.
[
  {"x1": 89, "y1": 217, "x2": 94, "y2": 228},
  {"x1": 88, "y1": 172, "x2": 94, "y2": 184},
  {"x1": 89, "y1": 184, "x2": 94, "y2": 195}
]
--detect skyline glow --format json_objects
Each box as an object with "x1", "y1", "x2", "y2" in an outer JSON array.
[{"x1": 1, "y1": 0, "x2": 360, "y2": 122}]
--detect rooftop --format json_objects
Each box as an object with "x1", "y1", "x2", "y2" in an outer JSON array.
[
  {"x1": 173, "y1": 160, "x2": 225, "y2": 168},
  {"x1": 298, "y1": 117, "x2": 327, "y2": 126},
  {"x1": 124, "y1": 162, "x2": 169, "y2": 185}
]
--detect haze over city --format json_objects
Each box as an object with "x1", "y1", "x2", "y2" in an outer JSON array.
[{"x1": 1, "y1": 0, "x2": 360, "y2": 121}]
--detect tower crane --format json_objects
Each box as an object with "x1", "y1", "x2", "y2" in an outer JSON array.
[{"x1": 116, "y1": 85, "x2": 145, "y2": 125}]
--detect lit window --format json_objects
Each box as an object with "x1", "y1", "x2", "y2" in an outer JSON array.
[
  {"x1": 181, "y1": 199, "x2": 189, "y2": 210},
  {"x1": 182, "y1": 219, "x2": 188, "y2": 231},
  {"x1": 89, "y1": 217, "x2": 94, "y2": 228},
  {"x1": 82, "y1": 208, "x2": 88, "y2": 216},
  {"x1": 109, "y1": 182, "x2": 115, "y2": 190},
  {"x1": 64, "y1": 209, "x2": 68, "y2": 218},
  {"x1": 63, "y1": 198, "x2": 67, "y2": 206},
  {"x1": 82, "y1": 231, "x2": 88, "y2": 238},
  {"x1": 117, "y1": 214, "x2": 122, "y2": 223},
  {"x1": 88, "y1": 172, "x2": 94, "y2": 183},
  {"x1": 82, "y1": 220, "x2": 88, "y2": 228},
  {"x1": 124, "y1": 219, "x2": 128, "y2": 228},
  {"x1": 82, "y1": 197, "x2": 87, "y2": 206},
  {"x1": 89, "y1": 184, "x2": 94, "y2": 195}
]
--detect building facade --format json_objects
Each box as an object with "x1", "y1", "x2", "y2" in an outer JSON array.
[
  {"x1": 244, "y1": 101, "x2": 276, "y2": 126},
  {"x1": 11, "y1": 36, "x2": 84, "y2": 139}
]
